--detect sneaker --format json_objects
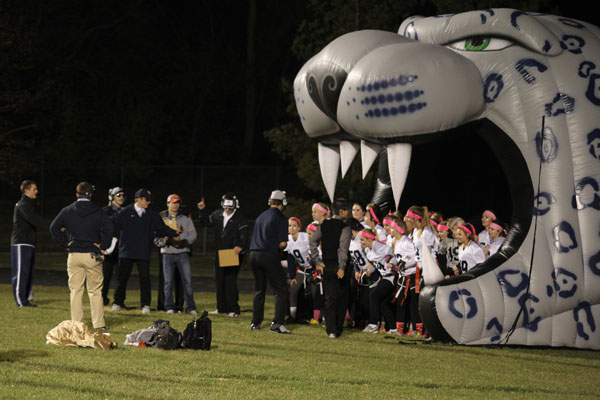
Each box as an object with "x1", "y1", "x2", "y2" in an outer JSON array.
[
  {"x1": 270, "y1": 324, "x2": 291, "y2": 334},
  {"x1": 328, "y1": 333, "x2": 337, "y2": 339},
  {"x1": 309, "y1": 318, "x2": 320, "y2": 325},
  {"x1": 111, "y1": 304, "x2": 121, "y2": 312},
  {"x1": 387, "y1": 329, "x2": 398, "y2": 335},
  {"x1": 250, "y1": 323, "x2": 262, "y2": 330},
  {"x1": 362, "y1": 324, "x2": 378, "y2": 333},
  {"x1": 189, "y1": 310, "x2": 198, "y2": 316},
  {"x1": 228, "y1": 312, "x2": 240, "y2": 318},
  {"x1": 208, "y1": 309, "x2": 220, "y2": 315},
  {"x1": 166, "y1": 309, "x2": 175, "y2": 314},
  {"x1": 141, "y1": 306, "x2": 151, "y2": 314}
]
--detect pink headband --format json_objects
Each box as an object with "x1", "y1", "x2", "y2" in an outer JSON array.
[
  {"x1": 289, "y1": 217, "x2": 301, "y2": 228},
  {"x1": 459, "y1": 225, "x2": 472, "y2": 235},
  {"x1": 369, "y1": 208, "x2": 380, "y2": 224},
  {"x1": 312, "y1": 203, "x2": 328, "y2": 214},
  {"x1": 437, "y1": 224, "x2": 449, "y2": 231},
  {"x1": 431, "y1": 220, "x2": 439, "y2": 228},
  {"x1": 483, "y1": 210, "x2": 497, "y2": 220},
  {"x1": 307, "y1": 224, "x2": 317, "y2": 231},
  {"x1": 360, "y1": 231, "x2": 376, "y2": 239},
  {"x1": 391, "y1": 221, "x2": 404, "y2": 234},
  {"x1": 489, "y1": 222, "x2": 503, "y2": 232},
  {"x1": 406, "y1": 210, "x2": 423, "y2": 220},
  {"x1": 383, "y1": 218, "x2": 393, "y2": 225}
]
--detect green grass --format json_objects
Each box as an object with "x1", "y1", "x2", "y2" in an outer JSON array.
[{"x1": 1, "y1": 263, "x2": 600, "y2": 399}]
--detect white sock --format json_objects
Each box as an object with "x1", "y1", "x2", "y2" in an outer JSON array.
[{"x1": 290, "y1": 307, "x2": 297, "y2": 318}]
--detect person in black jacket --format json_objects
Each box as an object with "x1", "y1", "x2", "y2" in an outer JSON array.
[
  {"x1": 10, "y1": 180, "x2": 48, "y2": 307},
  {"x1": 109, "y1": 188, "x2": 178, "y2": 314},
  {"x1": 101, "y1": 186, "x2": 126, "y2": 306},
  {"x1": 197, "y1": 193, "x2": 249, "y2": 317},
  {"x1": 49, "y1": 182, "x2": 114, "y2": 329},
  {"x1": 309, "y1": 200, "x2": 352, "y2": 339}
]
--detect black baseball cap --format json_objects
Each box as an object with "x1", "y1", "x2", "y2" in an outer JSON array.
[{"x1": 135, "y1": 188, "x2": 152, "y2": 201}]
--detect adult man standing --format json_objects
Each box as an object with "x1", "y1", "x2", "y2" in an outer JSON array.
[
  {"x1": 197, "y1": 193, "x2": 249, "y2": 317},
  {"x1": 110, "y1": 188, "x2": 177, "y2": 314},
  {"x1": 49, "y1": 182, "x2": 113, "y2": 329},
  {"x1": 309, "y1": 199, "x2": 352, "y2": 338},
  {"x1": 101, "y1": 186, "x2": 125, "y2": 306},
  {"x1": 10, "y1": 180, "x2": 47, "y2": 307},
  {"x1": 249, "y1": 190, "x2": 290, "y2": 333},
  {"x1": 156, "y1": 194, "x2": 198, "y2": 315}
]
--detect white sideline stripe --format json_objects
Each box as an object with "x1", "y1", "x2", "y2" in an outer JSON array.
[{"x1": 16, "y1": 245, "x2": 23, "y2": 306}]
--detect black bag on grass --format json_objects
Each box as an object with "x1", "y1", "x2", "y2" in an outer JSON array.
[
  {"x1": 153, "y1": 320, "x2": 182, "y2": 350},
  {"x1": 182, "y1": 311, "x2": 211, "y2": 350}
]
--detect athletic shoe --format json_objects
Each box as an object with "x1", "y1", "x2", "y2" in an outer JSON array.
[
  {"x1": 387, "y1": 329, "x2": 398, "y2": 335},
  {"x1": 250, "y1": 323, "x2": 262, "y2": 330},
  {"x1": 309, "y1": 318, "x2": 320, "y2": 325},
  {"x1": 362, "y1": 324, "x2": 378, "y2": 333},
  {"x1": 228, "y1": 312, "x2": 240, "y2": 318},
  {"x1": 189, "y1": 310, "x2": 198, "y2": 316},
  {"x1": 141, "y1": 306, "x2": 151, "y2": 314},
  {"x1": 270, "y1": 324, "x2": 291, "y2": 334},
  {"x1": 208, "y1": 309, "x2": 220, "y2": 315},
  {"x1": 111, "y1": 304, "x2": 121, "y2": 312},
  {"x1": 166, "y1": 309, "x2": 175, "y2": 314},
  {"x1": 328, "y1": 333, "x2": 336, "y2": 339}
]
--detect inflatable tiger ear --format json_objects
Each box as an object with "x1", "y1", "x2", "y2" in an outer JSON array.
[{"x1": 294, "y1": 9, "x2": 600, "y2": 349}]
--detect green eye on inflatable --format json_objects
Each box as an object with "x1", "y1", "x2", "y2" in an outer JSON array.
[{"x1": 465, "y1": 37, "x2": 490, "y2": 51}]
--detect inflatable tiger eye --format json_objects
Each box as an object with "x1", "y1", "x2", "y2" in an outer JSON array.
[{"x1": 294, "y1": 9, "x2": 600, "y2": 349}]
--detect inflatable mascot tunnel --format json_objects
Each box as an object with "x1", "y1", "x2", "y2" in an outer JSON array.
[{"x1": 294, "y1": 9, "x2": 600, "y2": 349}]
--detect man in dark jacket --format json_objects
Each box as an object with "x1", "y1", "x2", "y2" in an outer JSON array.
[
  {"x1": 197, "y1": 193, "x2": 249, "y2": 317},
  {"x1": 109, "y1": 188, "x2": 177, "y2": 314},
  {"x1": 10, "y1": 180, "x2": 47, "y2": 307},
  {"x1": 50, "y1": 182, "x2": 114, "y2": 329}
]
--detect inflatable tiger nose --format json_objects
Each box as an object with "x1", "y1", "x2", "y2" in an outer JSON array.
[{"x1": 294, "y1": 9, "x2": 600, "y2": 349}]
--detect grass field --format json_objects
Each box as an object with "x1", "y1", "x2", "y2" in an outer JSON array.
[{"x1": 1, "y1": 258, "x2": 600, "y2": 399}]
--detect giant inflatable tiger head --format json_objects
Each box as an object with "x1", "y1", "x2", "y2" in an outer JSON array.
[{"x1": 294, "y1": 9, "x2": 600, "y2": 349}]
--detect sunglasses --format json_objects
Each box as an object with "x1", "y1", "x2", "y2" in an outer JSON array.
[{"x1": 115, "y1": 193, "x2": 125, "y2": 198}]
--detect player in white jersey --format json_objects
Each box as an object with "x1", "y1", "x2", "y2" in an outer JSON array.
[
  {"x1": 306, "y1": 220, "x2": 323, "y2": 324},
  {"x1": 382, "y1": 215, "x2": 395, "y2": 247},
  {"x1": 477, "y1": 209, "x2": 497, "y2": 249},
  {"x1": 364, "y1": 203, "x2": 386, "y2": 243},
  {"x1": 347, "y1": 218, "x2": 370, "y2": 326},
  {"x1": 484, "y1": 221, "x2": 506, "y2": 258},
  {"x1": 358, "y1": 228, "x2": 394, "y2": 333},
  {"x1": 456, "y1": 224, "x2": 486, "y2": 273},
  {"x1": 286, "y1": 217, "x2": 312, "y2": 321}
]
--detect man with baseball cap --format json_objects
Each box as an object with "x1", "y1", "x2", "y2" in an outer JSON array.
[
  {"x1": 109, "y1": 188, "x2": 178, "y2": 314},
  {"x1": 101, "y1": 186, "x2": 126, "y2": 305},
  {"x1": 155, "y1": 194, "x2": 198, "y2": 315},
  {"x1": 248, "y1": 190, "x2": 291, "y2": 333}
]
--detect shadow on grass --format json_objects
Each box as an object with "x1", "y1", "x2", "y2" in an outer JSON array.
[{"x1": 0, "y1": 349, "x2": 49, "y2": 362}]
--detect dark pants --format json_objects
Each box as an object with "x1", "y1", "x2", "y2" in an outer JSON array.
[
  {"x1": 369, "y1": 279, "x2": 395, "y2": 330},
  {"x1": 250, "y1": 251, "x2": 288, "y2": 326},
  {"x1": 102, "y1": 252, "x2": 119, "y2": 305},
  {"x1": 113, "y1": 258, "x2": 151, "y2": 308},
  {"x1": 157, "y1": 252, "x2": 183, "y2": 311},
  {"x1": 351, "y1": 278, "x2": 371, "y2": 325},
  {"x1": 322, "y1": 263, "x2": 350, "y2": 336},
  {"x1": 215, "y1": 260, "x2": 241, "y2": 314},
  {"x1": 396, "y1": 274, "x2": 421, "y2": 326},
  {"x1": 10, "y1": 244, "x2": 35, "y2": 307}
]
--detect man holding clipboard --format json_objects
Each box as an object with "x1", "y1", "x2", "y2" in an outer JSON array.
[{"x1": 198, "y1": 193, "x2": 249, "y2": 317}]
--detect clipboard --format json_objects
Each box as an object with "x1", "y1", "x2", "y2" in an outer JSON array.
[{"x1": 218, "y1": 249, "x2": 239, "y2": 267}]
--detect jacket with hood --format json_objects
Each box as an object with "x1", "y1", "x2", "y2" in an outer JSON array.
[
  {"x1": 11, "y1": 195, "x2": 48, "y2": 246},
  {"x1": 154, "y1": 210, "x2": 197, "y2": 254},
  {"x1": 50, "y1": 199, "x2": 114, "y2": 253}
]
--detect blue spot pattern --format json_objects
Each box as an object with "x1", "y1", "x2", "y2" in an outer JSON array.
[
  {"x1": 515, "y1": 59, "x2": 548, "y2": 84},
  {"x1": 589, "y1": 250, "x2": 600, "y2": 277},
  {"x1": 545, "y1": 93, "x2": 575, "y2": 117},
  {"x1": 560, "y1": 35, "x2": 585, "y2": 54},
  {"x1": 486, "y1": 317, "x2": 503, "y2": 342},
  {"x1": 559, "y1": 18, "x2": 585, "y2": 29},
  {"x1": 511, "y1": 11, "x2": 526, "y2": 30},
  {"x1": 588, "y1": 129, "x2": 600, "y2": 159},
  {"x1": 533, "y1": 192, "x2": 555, "y2": 216},
  {"x1": 552, "y1": 221, "x2": 578, "y2": 253},
  {"x1": 497, "y1": 269, "x2": 529, "y2": 298},
  {"x1": 518, "y1": 293, "x2": 541, "y2": 331},
  {"x1": 546, "y1": 268, "x2": 578, "y2": 299},
  {"x1": 574, "y1": 301, "x2": 596, "y2": 340},
  {"x1": 535, "y1": 127, "x2": 559, "y2": 163},
  {"x1": 354, "y1": 76, "x2": 426, "y2": 119},
  {"x1": 483, "y1": 73, "x2": 504, "y2": 103},
  {"x1": 356, "y1": 75, "x2": 418, "y2": 92},
  {"x1": 480, "y1": 10, "x2": 494, "y2": 24},
  {"x1": 572, "y1": 176, "x2": 600, "y2": 210},
  {"x1": 578, "y1": 61, "x2": 596, "y2": 79},
  {"x1": 449, "y1": 289, "x2": 478, "y2": 319},
  {"x1": 402, "y1": 22, "x2": 418, "y2": 40},
  {"x1": 542, "y1": 41, "x2": 552, "y2": 53}
]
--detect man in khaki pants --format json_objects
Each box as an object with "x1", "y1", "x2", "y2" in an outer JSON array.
[{"x1": 50, "y1": 182, "x2": 114, "y2": 330}]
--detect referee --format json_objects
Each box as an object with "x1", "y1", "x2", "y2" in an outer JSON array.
[{"x1": 249, "y1": 190, "x2": 291, "y2": 334}]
